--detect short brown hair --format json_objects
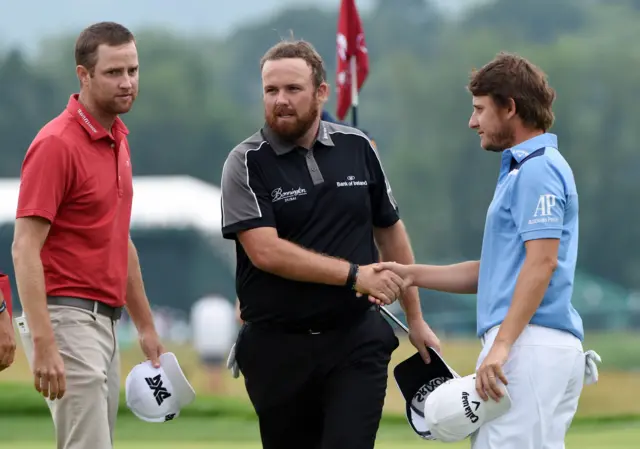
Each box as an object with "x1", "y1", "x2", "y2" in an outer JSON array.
[
  {"x1": 260, "y1": 39, "x2": 327, "y2": 88},
  {"x1": 75, "y1": 22, "x2": 135, "y2": 73},
  {"x1": 467, "y1": 52, "x2": 556, "y2": 131}
]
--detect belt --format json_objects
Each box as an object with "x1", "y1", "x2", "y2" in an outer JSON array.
[
  {"x1": 47, "y1": 296, "x2": 123, "y2": 321},
  {"x1": 248, "y1": 305, "x2": 378, "y2": 335}
]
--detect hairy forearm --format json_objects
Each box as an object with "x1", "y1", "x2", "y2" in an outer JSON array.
[
  {"x1": 11, "y1": 248, "x2": 53, "y2": 341},
  {"x1": 494, "y1": 258, "x2": 555, "y2": 347},
  {"x1": 125, "y1": 239, "x2": 155, "y2": 333},
  {"x1": 375, "y1": 222, "x2": 422, "y2": 322},
  {"x1": 254, "y1": 238, "x2": 351, "y2": 286},
  {"x1": 407, "y1": 261, "x2": 479, "y2": 294}
]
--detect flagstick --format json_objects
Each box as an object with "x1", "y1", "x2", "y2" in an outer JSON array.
[{"x1": 350, "y1": 55, "x2": 358, "y2": 127}]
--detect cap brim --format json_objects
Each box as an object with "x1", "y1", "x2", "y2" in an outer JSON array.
[
  {"x1": 392, "y1": 348, "x2": 461, "y2": 440},
  {"x1": 159, "y1": 352, "x2": 196, "y2": 408},
  {"x1": 129, "y1": 406, "x2": 181, "y2": 423}
]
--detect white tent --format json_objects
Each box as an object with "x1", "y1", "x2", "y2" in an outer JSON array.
[{"x1": 0, "y1": 175, "x2": 235, "y2": 266}]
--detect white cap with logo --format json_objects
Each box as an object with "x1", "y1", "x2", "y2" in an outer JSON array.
[
  {"x1": 125, "y1": 352, "x2": 196, "y2": 423},
  {"x1": 423, "y1": 373, "x2": 512, "y2": 442}
]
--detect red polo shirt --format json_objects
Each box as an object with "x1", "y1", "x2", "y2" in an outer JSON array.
[
  {"x1": 0, "y1": 274, "x2": 12, "y2": 318},
  {"x1": 16, "y1": 94, "x2": 134, "y2": 308}
]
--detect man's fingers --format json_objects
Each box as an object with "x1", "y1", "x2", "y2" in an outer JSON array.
[
  {"x1": 384, "y1": 278, "x2": 402, "y2": 298},
  {"x1": 57, "y1": 371, "x2": 67, "y2": 400},
  {"x1": 496, "y1": 366, "x2": 508, "y2": 386},
  {"x1": 417, "y1": 345, "x2": 431, "y2": 364},
  {"x1": 34, "y1": 371, "x2": 42, "y2": 393},
  {"x1": 48, "y1": 376, "x2": 59, "y2": 401},
  {"x1": 486, "y1": 367, "x2": 503, "y2": 402},
  {"x1": 475, "y1": 373, "x2": 488, "y2": 401},
  {"x1": 39, "y1": 371, "x2": 50, "y2": 398},
  {"x1": 374, "y1": 291, "x2": 392, "y2": 305},
  {"x1": 387, "y1": 272, "x2": 405, "y2": 289}
]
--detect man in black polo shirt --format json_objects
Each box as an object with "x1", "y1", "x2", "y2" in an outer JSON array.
[{"x1": 220, "y1": 39, "x2": 441, "y2": 449}]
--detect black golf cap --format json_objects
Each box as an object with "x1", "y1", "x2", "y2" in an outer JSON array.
[{"x1": 392, "y1": 347, "x2": 461, "y2": 440}]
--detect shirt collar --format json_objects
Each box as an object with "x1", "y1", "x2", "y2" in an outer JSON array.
[
  {"x1": 66, "y1": 94, "x2": 129, "y2": 141},
  {"x1": 504, "y1": 132, "x2": 558, "y2": 163},
  {"x1": 262, "y1": 121, "x2": 335, "y2": 156}
]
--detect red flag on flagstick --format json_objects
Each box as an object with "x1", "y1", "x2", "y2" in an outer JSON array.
[
  {"x1": 335, "y1": 0, "x2": 369, "y2": 124},
  {"x1": 0, "y1": 274, "x2": 12, "y2": 318}
]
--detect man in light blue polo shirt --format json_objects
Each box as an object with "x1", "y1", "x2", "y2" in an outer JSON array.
[{"x1": 376, "y1": 52, "x2": 600, "y2": 448}]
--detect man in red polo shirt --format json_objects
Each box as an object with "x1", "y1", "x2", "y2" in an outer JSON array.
[
  {"x1": 0, "y1": 272, "x2": 15, "y2": 371},
  {"x1": 11, "y1": 22, "x2": 164, "y2": 449}
]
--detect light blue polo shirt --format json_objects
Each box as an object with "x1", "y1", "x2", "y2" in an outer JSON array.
[{"x1": 476, "y1": 133, "x2": 584, "y2": 341}]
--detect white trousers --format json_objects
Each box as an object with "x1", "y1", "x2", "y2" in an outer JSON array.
[{"x1": 470, "y1": 324, "x2": 585, "y2": 449}]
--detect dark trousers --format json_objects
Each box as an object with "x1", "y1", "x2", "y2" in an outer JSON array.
[{"x1": 234, "y1": 308, "x2": 400, "y2": 449}]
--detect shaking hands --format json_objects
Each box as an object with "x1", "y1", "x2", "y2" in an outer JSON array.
[{"x1": 354, "y1": 262, "x2": 414, "y2": 306}]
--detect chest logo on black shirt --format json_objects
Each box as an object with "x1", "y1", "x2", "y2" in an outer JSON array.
[
  {"x1": 271, "y1": 186, "x2": 307, "y2": 203},
  {"x1": 336, "y1": 175, "x2": 368, "y2": 188}
]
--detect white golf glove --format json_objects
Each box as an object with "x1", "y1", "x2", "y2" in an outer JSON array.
[
  {"x1": 584, "y1": 349, "x2": 602, "y2": 386},
  {"x1": 226, "y1": 343, "x2": 240, "y2": 379}
]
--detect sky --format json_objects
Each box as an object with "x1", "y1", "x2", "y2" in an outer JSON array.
[{"x1": 1, "y1": 0, "x2": 482, "y2": 55}]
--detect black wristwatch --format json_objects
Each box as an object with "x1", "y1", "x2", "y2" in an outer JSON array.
[{"x1": 0, "y1": 300, "x2": 6, "y2": 314}]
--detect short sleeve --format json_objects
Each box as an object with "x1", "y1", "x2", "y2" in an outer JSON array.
[
  {"x1": 16, "y1": 135, "x2": 72, "y2": 223},
  {"x1": 510, "y1": 158, "x2": 565, "y2": 241},
  {"x1": 220, "y1": 148, "x2": 276, "y2": 240},
  {"x1": 366, "y1": 141, "x2": 400, "y2": 228}
]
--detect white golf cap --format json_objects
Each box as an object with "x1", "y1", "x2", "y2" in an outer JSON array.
[
  {"x1": 125, "y1": 352, "x2": 196, "y2": 423},
  {"x1": 423, "y1": 373, "x2": 512, "y2": 442},
  {"x1": 393, "y1": 348, "x2": 461, "y2": 440}
]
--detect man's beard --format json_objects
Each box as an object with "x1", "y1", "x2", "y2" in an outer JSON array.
[
  {"x1": 96, "y1": 93, "x2": 136, "y2": 116},
  {"x1": 483, "y1": 123, "x2": 516, "y2": 152},
  {"x1": 266, "y1": 99, "x2": 319, "y2": 142}
]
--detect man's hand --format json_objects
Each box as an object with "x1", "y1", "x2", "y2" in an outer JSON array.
[
  {"x1": 139, "y1": 329, "x2": 165, "y2": 368},
  {"x1": 408, "y1": 319, "x2": 441, "y2": 364},
  {"x1": 476, "y1": 340, "x2": 510, "y2": 402},
  {"x1": 0, "y1": 311, "x2": 16, "y2": 371},
  {"x1": 355, "y1": 264, "x2": 408, "y2": 305},
  {"x1": 32, "y1": 338, "x2": 66, "y2": 400},
  {"x1": 374, "y1": 262, "x2": 413, "y2": 283},
  {"x1": 360, "y1": 262, "x2": 414, "y2": 305}
]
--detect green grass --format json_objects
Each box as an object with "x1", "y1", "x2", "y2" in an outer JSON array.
[
  {"x1": 5, "y1": 417, "x2": 640, "y2": 449},
  {"x1": 3, "y1": 417, "x2": 639, "y2": 449}
]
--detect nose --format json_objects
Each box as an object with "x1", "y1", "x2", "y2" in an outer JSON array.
[
  {"x1": 468, "y1": 114, "x2": 478, "y2": 130},
  {"x1": 119, "y1": 75, "x2": 133, "y2": 90},
  {"x1": 274, "y1": 90, "x2": 290, "y2": 106}
]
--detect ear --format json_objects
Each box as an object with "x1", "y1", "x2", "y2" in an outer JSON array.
[
  {"x1": 505, "y1": 97, "x2": 517, "y2": 120},
  {"x1": 76, "y1": 65, "x2": 90, "y2": 88},
  {"x1": 317, "y1": 82, "x2": 330, "y2": 103}
]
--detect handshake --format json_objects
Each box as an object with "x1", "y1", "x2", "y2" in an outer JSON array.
[{"x1": 354, "y1": 261, "x2": 414, "y2": 306}]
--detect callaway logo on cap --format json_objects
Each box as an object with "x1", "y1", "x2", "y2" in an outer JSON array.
[
  {"x1": 125, "y1": 352, "x2": 196, "y2": 423},
  {"x1": 423, "y1": 373, "x2": 512, "y2": 442}
]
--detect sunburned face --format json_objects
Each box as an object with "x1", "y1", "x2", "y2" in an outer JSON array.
[
  {"x1": 468, "y1": 95, "x2": 516, "y2": 152},
  {"x1": 262, "y1": 58, "x2": 327, "y2": 141}
]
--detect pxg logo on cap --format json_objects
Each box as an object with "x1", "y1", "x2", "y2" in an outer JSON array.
[
  {"x1": 125, "y1": 352, "x2": 196, "y2": 423},
  {"x1": 393, "y1": 348, "x2": 461, "y2": 440},
  {"x1": 423, "y1": 374, "x2": 512, "y2": 442}
]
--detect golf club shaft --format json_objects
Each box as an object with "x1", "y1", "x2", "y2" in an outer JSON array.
[{"x1": 380, "y1": 305, "x2": 409, "y2": 334}]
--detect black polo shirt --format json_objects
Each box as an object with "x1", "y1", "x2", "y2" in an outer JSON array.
[{"x1": 220, "y1": 120, "x2": 400, "y2": 330}]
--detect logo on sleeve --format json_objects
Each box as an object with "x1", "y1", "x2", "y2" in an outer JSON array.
[{"x1": 529, "y1": 194, "x2": 559, "y2": 224}]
